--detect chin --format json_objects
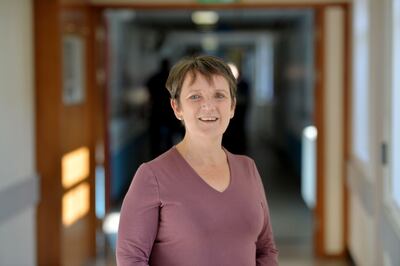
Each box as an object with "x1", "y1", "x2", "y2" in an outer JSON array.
[
  {"x1": 188, "y1": 128, "x2": 223, "y2": 139},
  {"x1": 199, "y1": 128, "x2": 229, "y2": 139}
]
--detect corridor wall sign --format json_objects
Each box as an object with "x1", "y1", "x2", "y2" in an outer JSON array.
[{"x1": 62, "y1": 35, "x2": 86, "y2": 105}]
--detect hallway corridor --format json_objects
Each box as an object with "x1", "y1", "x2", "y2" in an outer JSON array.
[{"x1": 3, "y1": 1, "x2": 400, "y2": 265}]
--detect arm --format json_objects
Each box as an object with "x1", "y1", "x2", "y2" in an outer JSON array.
[
  {"x1": 251, "y1": 160, "x2": 279, "y2": 266},
  {"x1": 116, "y1": 163, "x2": 161, "y2": 266}
]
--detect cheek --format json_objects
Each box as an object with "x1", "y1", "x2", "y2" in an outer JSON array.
[{"x1": 180, "y1": 104, "x2": 198, "y2": 118}]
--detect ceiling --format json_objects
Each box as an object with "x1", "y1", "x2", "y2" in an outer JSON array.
[{"x1": 107, "y1": 9, "x2": 313, "y2": 30}]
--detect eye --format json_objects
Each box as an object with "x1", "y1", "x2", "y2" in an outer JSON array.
[
  {"x1": 189, "y1": 95, "x2": 200, "y2": 100},
  {"x1": 215, "y1": 93, "x2": 227, "y2": 99}
]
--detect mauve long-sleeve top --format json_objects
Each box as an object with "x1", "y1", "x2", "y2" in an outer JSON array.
[{"x1": 116, "y1": 147, "x2": 278, "y2": 266}]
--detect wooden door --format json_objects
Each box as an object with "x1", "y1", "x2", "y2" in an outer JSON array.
[{"x1": 35, "y1": 1, "x2": 97, "y2": 265}]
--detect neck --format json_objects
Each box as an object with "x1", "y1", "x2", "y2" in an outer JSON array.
[{"x1": 176, "y1": 134, "x2": 225, "y2": 165}]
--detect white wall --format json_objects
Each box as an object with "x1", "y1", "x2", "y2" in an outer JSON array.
[
  {"x1": 0, "y1": 0, "x2": 37, "y2": 265},
  {"x1": 349, "y1": 0, "x2": 400, "y2": 265}
]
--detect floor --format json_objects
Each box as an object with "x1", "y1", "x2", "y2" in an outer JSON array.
[
  {"x1": 249, "y1": 135, "x2": 352, "y2": 266},
  {"x1": 90, "y1": 135, "x2": 353, "y2": 266}
]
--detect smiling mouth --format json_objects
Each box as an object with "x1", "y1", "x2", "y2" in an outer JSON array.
[{"x1": 198, "y1": 117, "x2": 219, "y2": 122}]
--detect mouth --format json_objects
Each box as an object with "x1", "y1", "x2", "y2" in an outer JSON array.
[{"x1": 198, "y1": 117, "x2": 219, "y2": 122}]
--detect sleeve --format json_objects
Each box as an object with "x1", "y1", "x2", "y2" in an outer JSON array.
[
  {"x1": 251, "y1": 160, "x2": 279, "y2": 266},
  {"x1": 116, "y1": 163, "x2": 161, "y2": 266}
]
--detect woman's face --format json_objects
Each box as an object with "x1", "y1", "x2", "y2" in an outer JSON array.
[{"x1": 171, "y1": 72, "x2": 235, "y2": 140}]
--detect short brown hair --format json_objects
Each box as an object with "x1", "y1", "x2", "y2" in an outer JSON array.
[{"x1": 165, "y1": 55, "x2": 237, "y2": 103}]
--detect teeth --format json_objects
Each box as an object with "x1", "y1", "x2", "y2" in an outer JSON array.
[{"x1": 199, "y1": 117, "x2": 218, "y2": 121}]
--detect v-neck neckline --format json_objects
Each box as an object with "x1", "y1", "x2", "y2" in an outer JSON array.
[{"x1": 172, "y1": 146, "x2": 233, "y2": 194}]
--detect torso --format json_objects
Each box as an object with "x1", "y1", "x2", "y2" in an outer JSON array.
[
  {"x1": 146, "y1": 147, "x2": 266, "y2": 266},
  {"x1": 175, "y1": 145, "x2": 231, "y2": 192},
  {"x1": 189, "y1": 162, "x2": 230, "y2": 192}
]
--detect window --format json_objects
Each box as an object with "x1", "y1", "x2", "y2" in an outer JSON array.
[
  {"x1": 352, "y1": 0, "x2": 370, "y2": 163},
  {"x1": 391, "y1": 0, "x2": 400, "y2": 209}
]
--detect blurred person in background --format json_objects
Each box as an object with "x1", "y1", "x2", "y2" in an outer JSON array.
[
  {"x1": 223, "y1": 64, "x2": 250, "y2": 154},
  {"x1": 146, "y1": 58, "x2": 181, "y2": 157},
  {"x1": 117, "y1": 55, "x2": 278, "y2": 266}
]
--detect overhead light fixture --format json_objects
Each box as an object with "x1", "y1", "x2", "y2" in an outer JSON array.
[
  {"x1": 103, "y1": 212, "x2": 121, "y2": 234},
  {"x1": 201, "y1": 35, "x2": 219, "y2": 51},
  {"x1": 191, "y1": 11, "x2": 219, "y2": 25},
  {"x1": 303, "y1": 126, "x2": 318, "y2": 140}
]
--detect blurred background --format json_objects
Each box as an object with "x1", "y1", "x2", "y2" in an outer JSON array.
[{"x1": 1, "y1": 0, "x2": 400, "y2": 265}]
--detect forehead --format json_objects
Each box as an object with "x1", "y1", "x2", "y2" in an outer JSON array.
[{"x1": 182, "y1": 71, "x2": 229, "y2": 92}]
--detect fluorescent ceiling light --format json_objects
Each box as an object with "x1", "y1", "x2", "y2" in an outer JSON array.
[
  {"x1": 303, "y1": 126, "x2": 318, "y2": 140},
  {"x1": 103, "y1": 212, "x2": 120, "y2": 234},
  {"x1": 191, "y1": 11, "x2": 219, "y2": 25}
]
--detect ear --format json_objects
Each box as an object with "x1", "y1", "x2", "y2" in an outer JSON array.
[
  {"x1": 230, "y1": 98, "x2": 236, "y2": 119},
  {"x1": 170, "y1": 98, "x2": 183, "y2": 120}
]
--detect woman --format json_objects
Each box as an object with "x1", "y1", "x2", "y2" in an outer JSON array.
[{"x1": 116, "y1": 55, "x2": 278, "y2": 266}]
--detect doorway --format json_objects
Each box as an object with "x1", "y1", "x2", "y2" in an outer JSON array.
[{"x1": 91, "y1": 3, "x2": 350, "y2": 265}]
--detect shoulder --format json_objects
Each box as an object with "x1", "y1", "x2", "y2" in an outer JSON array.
[
  {"x1": 130, "y1": 149, "x2": 177, "y2": 191},
  {"x1": 146, "y1": 148, "x2": 177, "y2": 170},
  {"x1": 229, "y1": 153, "x2": 253, "y2": 163},
  {"x1": 224, "y1": 149, "x2": 257, "y2": 173},
  {"x1": 225, "y1": 148, "x2": 254, "y2": 164},
  {"x1": 132, "y1": 148, "x2": 175, "y2": 176},
  {"x1": 137, "y1": 147, "x2": 183, "y2": 182}
]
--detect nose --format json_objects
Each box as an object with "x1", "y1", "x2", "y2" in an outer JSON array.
[{"x1": 201, "y1": 98, "x2": 216, "y2": 110}]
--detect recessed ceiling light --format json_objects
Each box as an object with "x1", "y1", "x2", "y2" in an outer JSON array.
[{"x1": 191, "y1": 11, "x2": 219, "y2": 25}]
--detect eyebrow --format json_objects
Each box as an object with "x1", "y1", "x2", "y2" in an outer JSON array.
[
  {"x1": 186, "y1": 89, "x2": 229, "y2": 94},
  {"x1": 186, "y1": 89, "x2": 201, "y2": 94}
]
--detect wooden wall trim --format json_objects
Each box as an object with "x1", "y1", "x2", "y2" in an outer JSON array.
[
  {"x1": 343, "y1": 2, "x2": 351, "y2": 259},
  {"x1": 90, "y1": 6, "x2": 112, "y2": 213},
  {"x1": 314, "y1": 3, "x2": 350, "y2": 258},
  {"x1": 34, "y1": 0, "x2": 63, "y2": 264},
  {"x1": 87, "y1": 5, "x2": 99, "y2": 258},
  {"x1": 314, "y1": 5, "x2": 326, "y2": 257}
]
